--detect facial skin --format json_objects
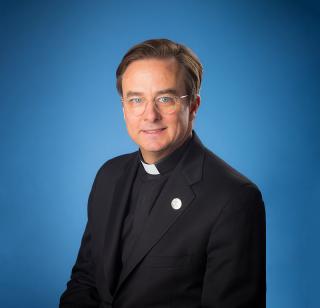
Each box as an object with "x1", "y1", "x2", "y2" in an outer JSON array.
[{"x1": 121, "y1": 58, "x2": 200, "y2": 164}]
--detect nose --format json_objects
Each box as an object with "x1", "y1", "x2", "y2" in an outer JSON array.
[{"x1": 143, "y1": 100, "x2": 161, "y2": 122}]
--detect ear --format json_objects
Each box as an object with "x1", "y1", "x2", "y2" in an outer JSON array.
[
  {"x1": 189, "y1": 95, "x2": 201, "y2": 121},
  {"x1": 122, "y1": 107, "x2": 126, "y2": 120}
]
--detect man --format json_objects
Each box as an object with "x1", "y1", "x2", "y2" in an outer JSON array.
[{"x1": 60, "y1": 38, "x2": 266, "y2": 308}]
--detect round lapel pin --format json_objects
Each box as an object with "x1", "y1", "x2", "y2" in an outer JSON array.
[{"x1": 171, "y1": 198, "x2": 182, "y2": 210}]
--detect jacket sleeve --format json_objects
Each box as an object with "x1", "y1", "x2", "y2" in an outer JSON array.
[
  {"x1": 201, "y1": 184, "x2": 266, "y2": 308},
  {"x1": 59, "y1": 173, "x2": 101, "y2": 308}
]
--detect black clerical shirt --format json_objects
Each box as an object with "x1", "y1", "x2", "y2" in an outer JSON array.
[{"x1": 120, "y1": 136, "x2": 192, "y2": 268}]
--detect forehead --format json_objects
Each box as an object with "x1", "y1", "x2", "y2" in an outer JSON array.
[{"x1": 122, "y1": 58, "x2": 186, "y2": 93}]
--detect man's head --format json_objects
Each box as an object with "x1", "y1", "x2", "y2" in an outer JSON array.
[
  {"x1": 116, "y1": 39, "x2": 202, "y2": 102},
  {"x1": 116, "y1": 39, "x2": 203, "y2": 164}
]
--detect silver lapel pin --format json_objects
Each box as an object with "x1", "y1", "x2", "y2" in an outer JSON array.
[{"x1": 171, "y1": 198, "x2": 182, "y2": 210}]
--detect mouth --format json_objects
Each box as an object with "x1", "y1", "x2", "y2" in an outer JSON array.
[{"x1": 141, "y1": 128, "x2": 166, "y2": 134}]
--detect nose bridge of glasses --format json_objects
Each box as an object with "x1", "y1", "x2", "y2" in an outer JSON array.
[{"x1": 143, "y1": 97, "x2": 161, "y2": 113}]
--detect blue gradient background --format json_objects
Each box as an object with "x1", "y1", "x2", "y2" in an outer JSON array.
[{"x1": 1, "y1": 1, "x2": 319, "y2": 307}]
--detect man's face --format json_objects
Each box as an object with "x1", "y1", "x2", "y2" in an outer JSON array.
[{"x1": 121, "y1": 58, "x2": 200, "y2": 164}]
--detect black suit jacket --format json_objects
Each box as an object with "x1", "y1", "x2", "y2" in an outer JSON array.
[{"x1": 60, "y1": 133, "x2": 266, "y2": 308}]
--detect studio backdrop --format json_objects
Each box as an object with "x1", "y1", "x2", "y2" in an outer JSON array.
[{"x1": 0, "y1": 1, "x2": 319, "y2": 307}]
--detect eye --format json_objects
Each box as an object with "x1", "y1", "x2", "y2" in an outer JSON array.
[
  {"x1": 157, "y1": 96, "x2": 175, "y2": 104},
  {"x1": 129, "y1": 97, "x2": 143, "y2": 104}
]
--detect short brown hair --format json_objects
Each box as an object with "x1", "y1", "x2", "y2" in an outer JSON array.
[{"x1": 116, "y1": 38, "x2": 202, "y2": 101}]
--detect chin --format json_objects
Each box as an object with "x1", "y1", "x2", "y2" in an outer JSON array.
[
  {"x1": 141, "y1": 144, "x2": 166, "y2": 153},
  {"x1": 140, "y1": 141, "x2": 170, "y2": 153},
  {"x1": 138, "y1": 137, "x2": 166, "y2": 149}
]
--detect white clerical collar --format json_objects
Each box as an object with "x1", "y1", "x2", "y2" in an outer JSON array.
[{"x1": 140, "y1": 160, "x2": 160, "y2": 175}]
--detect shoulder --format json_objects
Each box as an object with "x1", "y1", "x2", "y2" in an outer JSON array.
[
  {"x1": 204, "y1": 147, "x2": 251, "y2": 184},
  {"x1": 199, "y1": 146, "x2": 264, "y2": 220},
  {"x1": 199, "y1": 143, "x2": 262, "y2": 200},
  {"x1": 94, "y1": 151, "x2": 138, "y2": 181}
]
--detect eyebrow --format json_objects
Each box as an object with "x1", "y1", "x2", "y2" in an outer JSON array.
[
  {"x1": 156, "y1": 88, "x2": 179, "y2": 96},
  {"x1": 125, "y1": 88, "x2": 179, "y2": 98},
  {"x1": 125, "y1": 91, "x2": 143, "y2": 98}
]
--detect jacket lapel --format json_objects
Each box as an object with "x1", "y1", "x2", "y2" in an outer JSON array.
[{"x1": 114, "y1": 134, "x2": 205, "y2": 295}]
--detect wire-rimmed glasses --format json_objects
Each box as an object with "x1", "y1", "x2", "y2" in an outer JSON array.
[{"x1": 122, "y1": 94, "x2": 189, "y2": 116}]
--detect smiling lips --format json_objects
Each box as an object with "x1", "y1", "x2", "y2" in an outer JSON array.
[{"x1": 141, "y1": 128, "x2": 166, "y2": 134}]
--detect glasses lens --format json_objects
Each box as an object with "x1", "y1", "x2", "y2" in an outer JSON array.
[
  {"x1": 156, "y1": 95, "x2": 177, "y2": 114},
  {"x1": 123, "y1": 95, "x2": 182, "y2": 115},
  {"x1": 124, "y1": 97, "x2": 145, "y2": 115}
]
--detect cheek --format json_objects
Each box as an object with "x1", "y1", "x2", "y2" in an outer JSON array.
[
  {"x1": 124, "y1": 112, "x2": 137, "y2": 127},
  {"x1": 174, "y1": 113, "x2": 190, "y2": 131},
  {"x1": 124, "y1": 115, "x2": 138, "y2": 135},
  {"x1": 165, "y1": 116, "x2": 187, "y2": 139}
]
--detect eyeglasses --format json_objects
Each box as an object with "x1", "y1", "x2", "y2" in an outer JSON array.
[{"x1": 122, "y1": 94, "x2": 189, "y2": 116}]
